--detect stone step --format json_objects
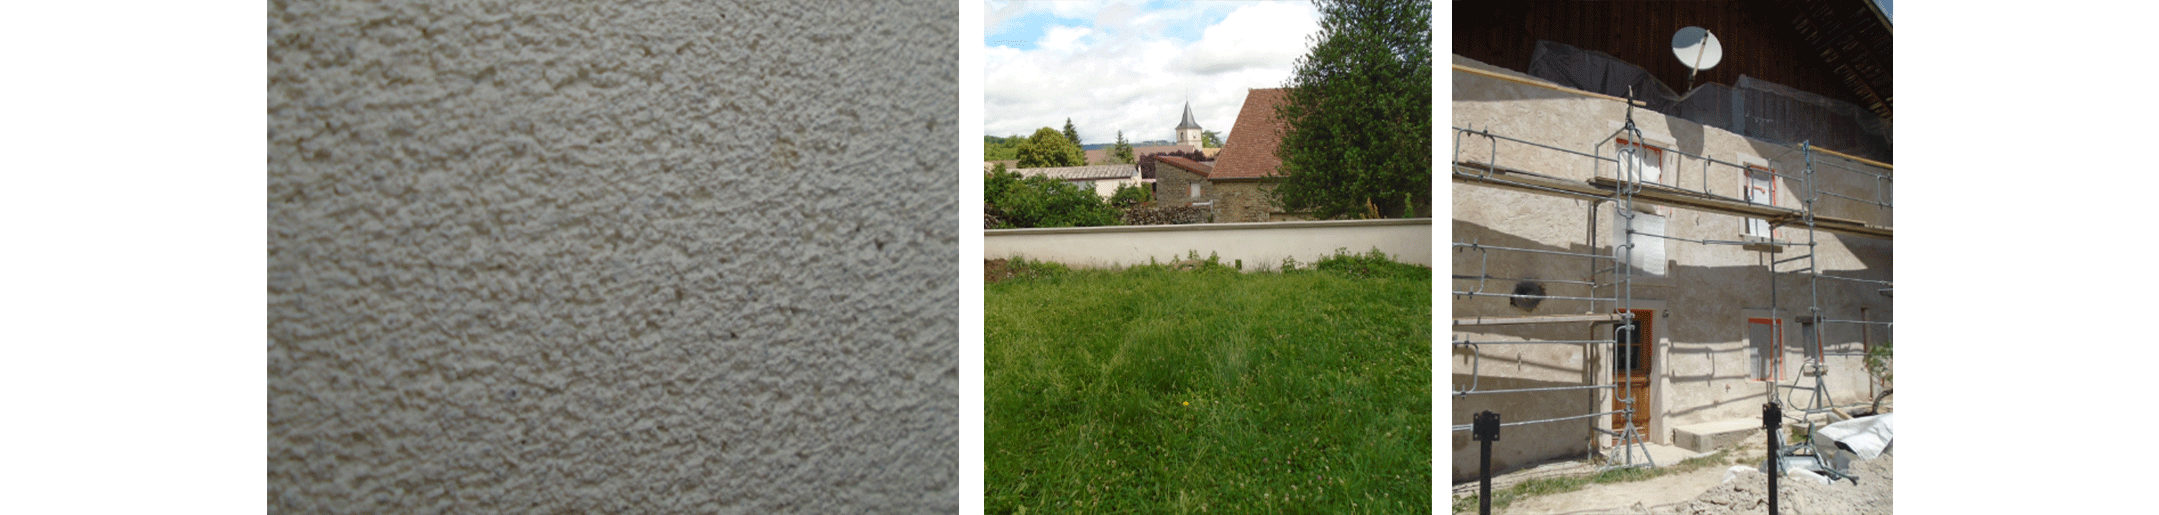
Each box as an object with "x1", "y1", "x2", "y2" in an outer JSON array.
[{"x1": 1672, "y1": 418, "x2": 1764, "y2": 453}]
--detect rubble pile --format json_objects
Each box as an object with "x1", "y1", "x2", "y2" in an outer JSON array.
[{"x1": 1676, "y1": 454, "x2": 1893, "y2": 515}]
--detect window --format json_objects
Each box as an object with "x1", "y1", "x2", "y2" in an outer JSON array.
[
  {"x1": 1614, "y1": 318, "x2": 1648, "y2": 375},
  {"x1": 1611, "y1": 209, "x2": 1667, "y2": 277},
  {"x1": 1800, "y1": 321, "x2": 1821, "y2": 365},
  {"x1": 1744, "y1": 165, "x2": 1777, "y2": 238},
  {"x1": 1617, "y1": 138, "x2": 1671, "y2": 217},
  {"x1": 1188, "y1": 182, "x2": 1201, "y2": 198},
  {"x1": 1615, "y1": 138, "x2": 1664, "y2": 185},
  {"x1": 1748, "y1": 318, "x2": 1783, "y2": 381}
]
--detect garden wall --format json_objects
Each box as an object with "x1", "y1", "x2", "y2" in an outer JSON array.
[{"x1": 985, "y1": 218, "x2": 1432, "y2": 270}]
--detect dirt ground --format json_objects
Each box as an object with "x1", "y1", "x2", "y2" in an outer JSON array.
[
  {"x1": 984, "y1": 259, "x2": 1017, "y2": 284},
  {"x1": 1460, "y1": 437, "x2": 1893, "y2": 515}
]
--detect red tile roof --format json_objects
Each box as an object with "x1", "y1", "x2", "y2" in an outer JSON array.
[
  {"x1": 1154, "y1": 156, "x2": 1211, "y2": 177},
  {"x1": 1210, "y1": 88, "x2": 1291, "y2": 179}
]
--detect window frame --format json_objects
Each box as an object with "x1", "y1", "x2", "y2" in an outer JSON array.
[
  {"x1": 1613, "y1": 137, "x2": 1666, "y2": 186},
  {"x1": 1747, "y1": 317, "x2": 1785, "y2": 382},
  {"x1": 1743, "y1": 164, "x2": 1780, "y2": 239}
]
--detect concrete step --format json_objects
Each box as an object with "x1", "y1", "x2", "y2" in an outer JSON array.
[{"x1": 1672, "y1": 419, "x2": 1763, "y2": 453}]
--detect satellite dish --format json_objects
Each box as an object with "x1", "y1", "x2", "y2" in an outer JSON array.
[
  {"x1": 1671, "y1": 26, "x2": 1723, "y2": 71},
  {"x1": 1671, "y1": 26, "x2": 1722, "y2": 91}
]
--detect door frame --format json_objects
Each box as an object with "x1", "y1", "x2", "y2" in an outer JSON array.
[{"x1": 1611, "y1": 308, "x2": 1656, "y2": 432}]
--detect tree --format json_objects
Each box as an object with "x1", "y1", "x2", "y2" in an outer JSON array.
[
  {"x1": 1062, "y1": 118, "x2": 1082, "y2": 149},
  {"x1": 984, "y1": 134, "x2": 1026, "y2": 161},
  {"x1": 1107, "y1": 130, "x2": 1136, "y2": 164},
  {"x1": 1268, "y1": 0, "x2": 1432, "y2": 219},
  {"x1": 985, "y1": 163, "x2": 1120, "y2": 228},
  {"x1": 1016, "y1": 127, "x2": 1086, "y2": 168},
  {"x1": 1109, "y1": 182, "x2": 1151, "y2": 208},
  {"x1": 1201, "y1": 130, "x2": 1222, "y2": 149}
]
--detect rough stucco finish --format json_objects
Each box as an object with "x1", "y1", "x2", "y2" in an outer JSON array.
[
  {"x1": 1449, "y1": 60, "x2": 1891, "y2": 480},
  {"x1": 267, "y1": 1, "x2": 956, "y2": 512}
]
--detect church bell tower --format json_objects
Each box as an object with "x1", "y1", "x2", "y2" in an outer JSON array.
[{"x1": 1175, "y1": 102, "x2": 1203, "y2": 148}]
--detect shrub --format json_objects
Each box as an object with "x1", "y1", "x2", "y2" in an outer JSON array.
[
  {"x1": 1108, "y1": 182, "x2": 1151, "y2": 208},
  {"x1": 1299, "y1": 247, "x2": 1430, "y2": 279},
  {"x1": 985, "y1": 164, "x2": 1119, "y2": 228}
]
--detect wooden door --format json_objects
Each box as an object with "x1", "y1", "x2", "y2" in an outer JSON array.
[{"x1": 1611, "y1": 309, "x2": 1654, "y2": 432}]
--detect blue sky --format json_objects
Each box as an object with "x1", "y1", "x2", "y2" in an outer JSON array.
[
  {"x1": 983, "y1": 1, "x2": 1323, "y2": 145},
  {"x1": 987, "y1": 1, "x2": 1217, "y2": 51}
]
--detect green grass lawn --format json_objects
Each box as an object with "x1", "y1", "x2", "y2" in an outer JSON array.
[{"x1": 986, "y1": 252, "x2": 1431, "y2": 514}]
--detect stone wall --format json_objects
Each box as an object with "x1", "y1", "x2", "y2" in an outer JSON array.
[
  {"x1": 1152, "y1": 165, "x2": 1213, "y2": 207},
  {"x1": 1213, "y1": 180, "x2": 1298, "y2": 223},
  {"x1": 267, "y1": 1, "x2": 956, "y2": 512}
]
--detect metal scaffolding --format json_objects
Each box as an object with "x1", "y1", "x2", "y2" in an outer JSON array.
[
  {"x1": 1766, "y1": 140, "x2": 1895, "y2": 483},
  {"x1": 1450, "y1": 94, "x2": 1893, "y2": 475}
]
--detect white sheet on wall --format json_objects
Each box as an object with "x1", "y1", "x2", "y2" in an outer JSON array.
[{"x1": 1613, "y1": 210, "x2": 1667, "y2": 277}]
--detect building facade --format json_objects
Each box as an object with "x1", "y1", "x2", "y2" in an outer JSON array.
[{"x1": 1450, "y1": 0, "x2": 1893, "y2": 483}]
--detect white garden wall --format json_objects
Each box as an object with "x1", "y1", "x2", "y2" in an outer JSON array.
[{"x1": 985, "y1": 219, "x2": 1433, "y2": 270}]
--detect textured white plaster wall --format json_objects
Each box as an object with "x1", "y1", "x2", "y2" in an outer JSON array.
[{"x1": 267, "y1": 1, "x2": 956, "y2": 512}]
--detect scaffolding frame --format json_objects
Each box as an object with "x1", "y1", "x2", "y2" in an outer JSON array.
[{"x1": 1450, "y1": 92, "x2": 1893, "y2": 475}]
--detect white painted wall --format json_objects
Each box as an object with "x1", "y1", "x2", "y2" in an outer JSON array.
[
  {"x1": 268, "y1": 1, "x2": 956, "y2": 512},
  {"x1": 986, "y1": 219, "x2": 1432, "y2": 270}
]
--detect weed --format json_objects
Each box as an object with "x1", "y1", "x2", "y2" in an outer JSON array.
[{"x1": 988, "y1": 263, "x2": 1431, "y2": 513}]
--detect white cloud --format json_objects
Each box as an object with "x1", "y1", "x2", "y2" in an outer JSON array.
[
  {"x1": 984, "y1": 1, "x2": 1322, "y2": 146},
  {"x1": 1038, "y1": 26, "x2": 1094, "y2": 53},
  {"x1": 1176, "y1": 3, "x2": 1322, "y2": 74}
]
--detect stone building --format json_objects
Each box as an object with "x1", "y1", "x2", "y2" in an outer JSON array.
[
  {"x1": 1151, "y1": 156, "x2": 1213, "y2": 211},
  {"x1": 1204, "y1": 88, "x2": 1303, "y2": 223}
]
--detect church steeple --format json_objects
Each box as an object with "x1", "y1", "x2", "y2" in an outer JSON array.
[
  {"x1": 1175, "y1": 102, "x2": 1203, "y2": 148},
  {"x1": 1177, "y1": 103, "x2": 1202, "y2": 131}
]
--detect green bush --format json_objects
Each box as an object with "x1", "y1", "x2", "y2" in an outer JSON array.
[
  {"x1": 1284, "y1": 247, "x2": 1430, "y2": 279},
  {"x1": 1108, "y1": 182, "x2": 1151, "y2": 208},
  {"x1": 1865, "y1": 340, "x2": 1893, "y2": 389},
  {"x1": 985, "y1": 164, "x2": 1119, "y2": 228}
]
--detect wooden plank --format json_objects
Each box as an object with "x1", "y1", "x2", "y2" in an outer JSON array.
[
  {"x1": 1452, "y1": 63, "x2": 1649, "y2": 106},
  {"x1": 1812, "y1": 146, "x2": 1893, "y2": 171},
  {"x1": 1454, "y1": 313, "x2": 1628, "y2": 326},
  {"x1": 1455, "y1": 161, "x2": 1894, "y2": 240},
  {"x1": 1452, "y1": 163, "x2": 1611, "y2": 198}
]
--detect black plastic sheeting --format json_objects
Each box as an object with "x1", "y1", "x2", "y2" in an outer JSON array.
[{"x1": 1526, "y1": 40, "x2": 1892, "y2": 163}]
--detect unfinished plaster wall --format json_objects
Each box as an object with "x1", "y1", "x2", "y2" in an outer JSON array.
[
  {"x1": 1450, "y1": 56, "x2": 1891, "y2": 480},
  {"x1": 267, "y1": 1, "x2": 956, "y2": 512}
]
